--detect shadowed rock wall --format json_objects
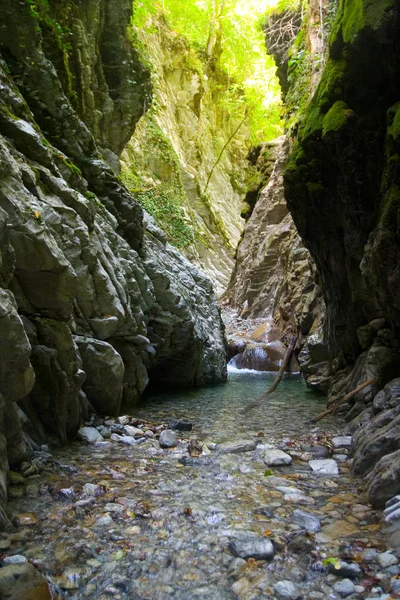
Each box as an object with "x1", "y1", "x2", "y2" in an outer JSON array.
[
  {"x1": 284, "y1": 0, "x2": 400, "y2": 505},
  {"x1": 0, "y1": 0, "x2": 227, "y2": 528}
]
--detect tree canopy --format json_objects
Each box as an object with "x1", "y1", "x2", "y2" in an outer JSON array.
[{"x1": 132, "y1": 0, "x2": 285, "y2": 143}]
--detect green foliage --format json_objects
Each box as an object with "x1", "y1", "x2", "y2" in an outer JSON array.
[
  {"x1": 25, "y1": 0, "x2": 76, "y2": 103},
  {"x1": 121, "y1": 116, "x2": 197, "y2": 249},
  {"x1": 131, "y1": 0, "x2": 283, "y2": 144}
]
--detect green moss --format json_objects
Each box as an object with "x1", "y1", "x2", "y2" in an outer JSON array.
[
  {"x1": 322, "y1": 100, "x2": 355, "y2": 137},
  {"x1": 300, "y1": 58, "x2": 347, "y2": 140},
  {"x1": 121, "y1": 115, "x2": 199, "y2": 249},
  {"x1": 25, "y1": 0, "x2": 76, "y2": 104},
  {"x1": 332, "y1": 0, "x2": 397, "y2": 45},
  {"x1": 389, "y1": 103, "x2": 400, "y2": 140}
]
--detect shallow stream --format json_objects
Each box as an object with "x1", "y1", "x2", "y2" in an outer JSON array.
[{"x1": 5, "y1": 371, "x2": 394, "y2": 600}]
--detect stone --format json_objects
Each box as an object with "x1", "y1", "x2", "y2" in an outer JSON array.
[
  {"x1": 0, "y1": 562, "x2": 54, "y2": 599},
  {"x1": 124, "y1": 425, "x2": 143, "y2": 437},
  {"x1": 333, "y1": 579, "x2": 355, "y2": 597},
  {"x1": 377, "y1": 552, "x2": 399, "y2": 568},
  {"x1": 77, "y1": 427, "x2": 104, "y2": 444},
  {"x1": 75, "y1": 337, "x2": 124, "y2": 416},
  {"x1": 367, "y1": 449, "x2": 400, "y2": 507},
  {"x1": 309, "y1": 459, "x2": 339, "y2": 475},
  {"x1": 362, "y1": 549, "x2": 379, "y2": 563},
  {"x1": 159, "y1": 430, "x2": 177, "y2": 448},
  {"x1": 168, "y1": 420, "x2": 193, "y2": 431},
  {"x1": 228, "y1": 533, "x2": 274, "y2": 561},
  {"x1": 327, "y1": 561, "x2": 362, "y2": 579},
  {"x1": 216, "y1": 441, "x2": 256, "y2": 454},
  {"x1": 273, "y1": 580, "x2": 302, "y2": 600},
  {"x1": 291, "y1": 509, "x2": 321, "y2": 532},
  {"x1": 2, "y1": 555, "x2": 27, "y2": 565},
  {"x1": 228, "y1": 557, "x2": 247, "y2": 578},
  {"x1": 332, "y1": 436, "x2": 352, "y2": 448},
  {"x1": 264, "y1": 449, "x2": 292, "y2": 466},
  {"x1": 287, "y1": 535, "x2": 313, "y2": 554}
]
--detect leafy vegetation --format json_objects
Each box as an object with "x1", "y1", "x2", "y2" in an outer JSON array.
[
  {"x1": 121, "y1": 116, "x2": 198, "y2": 249},
  {"x1": 132, "y1": 0, "x2": 283, "y2": 144}
]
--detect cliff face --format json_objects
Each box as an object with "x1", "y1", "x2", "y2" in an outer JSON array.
[
  {"x1": 284, "y1": 0, "x2": 400, "y2": 505},
  {"x1": 227, "y1": 137, "x2": 322, "y2": 337},
  {"x1": 0, "y1": 0, "x2": 227, "y2": 527},
  {"x1": 121, "y1": 17, "x2": 250, "y2": 294}
]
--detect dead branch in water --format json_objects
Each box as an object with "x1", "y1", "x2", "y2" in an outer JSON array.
[
  {"x1": 311, "y1": 377, "x2": 375, "y2": 423},
  {"x1": 243, "y1": 335, "x2": 297, "y2": 412}
]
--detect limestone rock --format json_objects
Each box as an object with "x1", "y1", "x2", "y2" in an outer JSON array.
[
  {"x1": 228, "y1": 534, "x2": 274, "y2": 561},
  {"x1": 0, "y1": 562, "x2": 56, "y2": 600},
  {"x1": 159, "y1": 430, "x2": 177, "y2": 448},
  {"x1": 274, "y1": 580, "x2": 302, "y2": 600},
  {"x1": 264, "y1": 449, "x2": 292, "y2": 466},
  {"x1": 77, "y1": 427, "x2": 104, "y2": 444},
  {"x1": 309, "y1": 459, "x2": 339, "y2": 475},
  {"x1": 216, "y1": 441, "x2": 256, "y2": 454},
  {"x1": 291, "y1": 509, "x2": 321, "y2": 532},
  {"x1": 75, "y1": 337, "x2": 124, "y2": 416}
]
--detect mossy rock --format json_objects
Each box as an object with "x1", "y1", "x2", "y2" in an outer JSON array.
[{"x1": 322, "y1": 100, "x2": 356, "y2": 137}]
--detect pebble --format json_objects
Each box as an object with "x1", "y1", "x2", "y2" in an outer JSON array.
[
  {"x1": 228, "y1": 533, "x2": 274, "y2": 560},
  {"x1": 159, "y1": 430, "x2": 177, "y2": 448},
  {"x1": 2, "y1": 555, "x2": 27, "y2": 565},
  {"x1": 377, "y1": 551, "x2": 399, "y2": 568},
  {"x1": 77, "y1": 427, "x2": 104, "y2": 444},
  {"x1": 264, "y1": 449, "x2": 292, "y2": 466},
  {"x1": 333, "y1": 578, "x2": 355, "y2": 596},
  {"x1": 309, "y1": 459, "x2": 339, "y2": 475},
  {"x1": 216, "y1": 440, "x2": 256, "y2": 454},
  {"x1": 274, "y1": 580, "x2": 302, "y2": 600},
  {"x1": 327, "y1": 561, "x2": 362, "y2": 579},
  {"x1": 291, "y1": 509, "x2": 321, "y2": 532},
  {"x1": 168, "y1": 420, "x2": 193, "y2": 431},
  {"x1": 332, "y1": 436, "x2": 352, "y2": 448}
]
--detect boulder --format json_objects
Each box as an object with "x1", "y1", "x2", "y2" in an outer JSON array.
[
  {"x1": 75, "y1": 337, "x2": 124, "y2": 416},
  {"x1": 0, "y1": 562, "x2": 56, "y2": 600}
]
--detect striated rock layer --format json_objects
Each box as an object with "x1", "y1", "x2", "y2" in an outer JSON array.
[
  {"x1": 227, "y1": 137, "x2": 322, "y2": 337},
  {"x1": 0, "y1": 0, "x2": 226, "y2": 527},
  {"x1": 284, "y1": 0, "x2": 400, "y2": 505},
  {"x1": 121, "y1": 16, "x2": 250, "y2": 295}
]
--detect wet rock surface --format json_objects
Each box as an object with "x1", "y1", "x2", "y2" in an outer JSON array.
[{"x1": 4, "y1": 376, "x2": 399, "y2": 600}]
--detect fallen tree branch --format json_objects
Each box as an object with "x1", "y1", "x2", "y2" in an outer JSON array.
[
  {"x1": 243, "y1": 335, "x2": 297, "y2": 412},
  {"x1": 311, "y1": 377, "x2": 375, "y2": 423}
]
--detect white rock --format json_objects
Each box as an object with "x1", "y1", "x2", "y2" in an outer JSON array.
[
  {"x1": 264, "y1": 449, "x2": 292, "y2": 466},
  {"x1": 159, "y1": 430, "x2": 177, "y2": 448},
  {"x1": 309, "y1": 459, "x2": 339, "y2": 475},
  {"x1": 124, "y1": 425, "x2": 143, "y2": 437},
  {"x1": 2, "y1": 555, "x2": 27, "y2": 565},
  {"x1": 378, "y1": 552, "x2": 399, "y2": 568},
  {"x1": 119, "y1": 435, "x2": 137, "y2": 446},
  {"x1": 216, "y1": 440, "x2": 256, "y2": 454},
  {"x1": 77, "y1": 427, "x2": 104, "y2": 444},
  {"x1": 334, "y1": 578, "x2": 355, "y2": 597},
  {"x1": 274, "y1": 580, "x2": 302, "y2": 600},
  {"x1": 117, "y1": 415, "x2": 130, "y2": 425},
  {"x1": 332, "y1": 436, "x2": 352, "y2": 448},
  {"x1": 291, "y1": 509, "x2": 321, "y2": 532}
]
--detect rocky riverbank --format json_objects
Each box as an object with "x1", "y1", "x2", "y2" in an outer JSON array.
[{"x1": 3, "y1": 379, "x2": 400, "y2": 600}]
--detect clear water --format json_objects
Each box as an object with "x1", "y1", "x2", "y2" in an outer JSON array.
[
  {"x1": 135, "y1": 368, "x2": 335, "y2": 442},
  {"x1": 6, "y1": 371, "x2": 382, "y2": 600}
]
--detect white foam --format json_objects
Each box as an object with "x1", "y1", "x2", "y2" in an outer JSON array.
[{"x1": 227, "y1": 365, "x2": 300, "y2": 377}]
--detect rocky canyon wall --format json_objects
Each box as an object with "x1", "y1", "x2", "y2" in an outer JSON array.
[
  {"x1": 120, "y1": 16, "x2": 251, "y2": 294},
  {"x1": 284, "y1": 0, "x2": 400, "y2": 505},
  {"x1": 0, "y1": 0, "x2": 227, "y2": 527}
]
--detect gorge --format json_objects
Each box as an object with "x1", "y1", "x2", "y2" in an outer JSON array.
[{"x1": 1, "y1": 0, "x2": 400, "y2": 598}]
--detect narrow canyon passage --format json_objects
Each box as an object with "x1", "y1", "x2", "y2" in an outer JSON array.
[
  {"x1": 5, "y1": 370, "x2": 393, "y2": 600},
  {"x1": 1, "y1": 0, "x2": 400, "y2": 599}
]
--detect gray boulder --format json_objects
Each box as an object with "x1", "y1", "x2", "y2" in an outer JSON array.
[{"x1": 75, "y1": 337, "x2": 124, "y2": 416}]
